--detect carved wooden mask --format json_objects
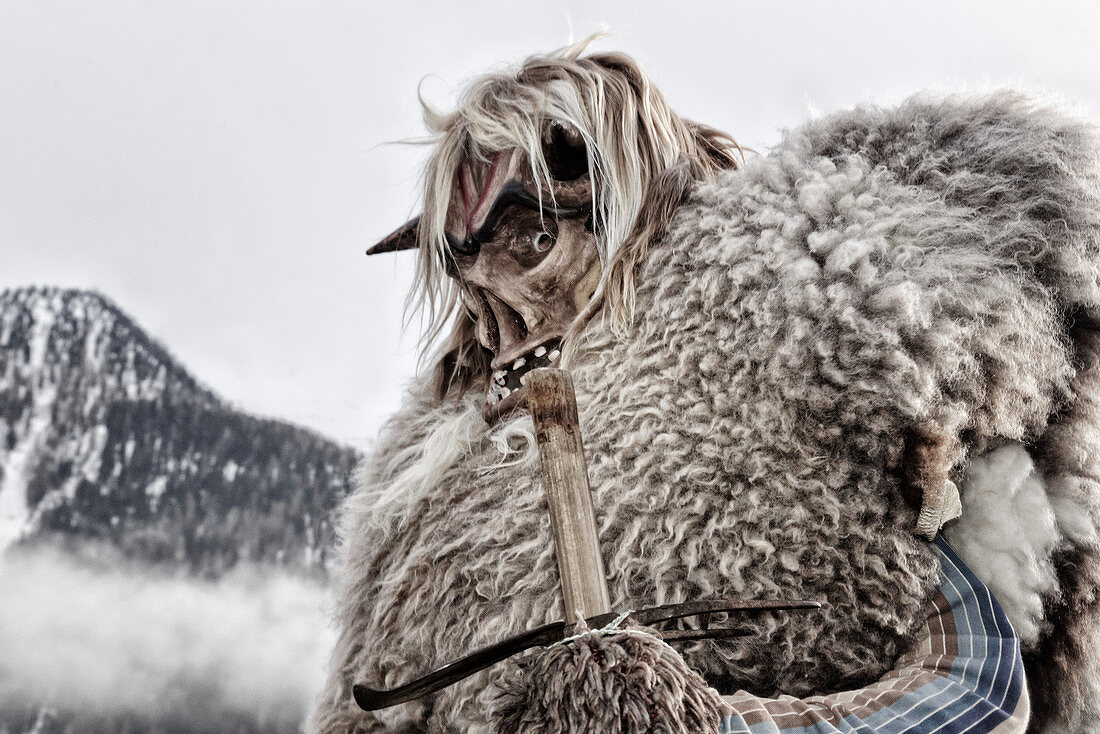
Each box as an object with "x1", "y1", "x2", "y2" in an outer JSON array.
[{"x1": 371, "y1": 120, "x2": 601, "y2": 423}]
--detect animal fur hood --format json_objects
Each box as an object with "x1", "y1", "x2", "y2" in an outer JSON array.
[{"x1": 312, "y1": 91, "x2": 1100, "y2": 733}]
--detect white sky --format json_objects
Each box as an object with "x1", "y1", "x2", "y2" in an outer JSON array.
[{"x1": 2, "y1": 0, "x2": 1098, "y2": 447}]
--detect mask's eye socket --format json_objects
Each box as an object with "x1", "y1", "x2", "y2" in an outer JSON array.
[{"x1": 541, "y1": 120, "x2": 588, "y2": 181}]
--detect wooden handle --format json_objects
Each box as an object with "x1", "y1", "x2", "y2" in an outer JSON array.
[{"x1": 525, "y1": 368, "x2": 612, "y2": 623}]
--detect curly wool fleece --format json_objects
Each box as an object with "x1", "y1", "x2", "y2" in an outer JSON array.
[{"x1": 311, "y1": 93, "x2": 1100, "y2": 734}]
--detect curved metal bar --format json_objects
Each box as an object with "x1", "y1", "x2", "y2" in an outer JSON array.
[
  {"x1": 353, "y1": 620, "x2": 567, "y2": 711},
  {"x1": 591, "y1": 598, "x2": 822, "y2": 629},
  {"x1": 352, "y1": 598, "x2": 821, "y2": 712},
  {"x1": 657, "y1": 627, "x2": 752, "y2": 642}
]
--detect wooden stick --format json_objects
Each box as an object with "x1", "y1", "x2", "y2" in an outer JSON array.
[{"x1": 525, "y1": 368, "x2": 612, "y2": 624}]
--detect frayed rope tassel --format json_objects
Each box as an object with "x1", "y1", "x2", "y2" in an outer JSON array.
[{"x1": 489, "y1": 619, "x2": 731, "y2": 734}]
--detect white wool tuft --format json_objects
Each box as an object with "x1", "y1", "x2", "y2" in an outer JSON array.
[
  {"x1": 349, "y1": 400, "x2": 487, "y2": 531},
  {"x1": 1051, "y1": 495, "x2": 1100, "y2": 547},
  {"x1": 347, "y1": 399, "x2": 538, "y2": 533},
  {"x1": 945, "y1": 444, "x2": 1060, "y2": 644}
]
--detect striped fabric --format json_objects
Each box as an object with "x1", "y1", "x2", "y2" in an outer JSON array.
[{"x1": 718, "y1": 536, "x2": 1029, "y2": 733}]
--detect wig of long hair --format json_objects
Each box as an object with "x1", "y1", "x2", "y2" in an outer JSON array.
[{"x1": 412, "y1": 37, "x2": 745, "y2": 400}]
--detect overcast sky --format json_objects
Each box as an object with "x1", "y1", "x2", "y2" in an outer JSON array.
[{"x1": 2, "y1": 1, "x2": 1098, "y2": 447}]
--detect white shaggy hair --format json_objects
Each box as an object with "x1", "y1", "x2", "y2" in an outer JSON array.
[{"x1": 411, "y1": 37, "x2": 743, "y2": 397}]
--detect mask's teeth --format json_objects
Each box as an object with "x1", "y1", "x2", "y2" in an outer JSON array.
[{"x1": 487, "y1": 340, "x2": 565, "y2": 404}]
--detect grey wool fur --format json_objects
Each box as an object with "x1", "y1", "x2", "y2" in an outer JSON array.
[
  {"x1": 489, "y1": 625, "x2": 730, "y2": 733},
  {"x1": 311, "y1": 92, "x2": 1100, "y2": 733}
]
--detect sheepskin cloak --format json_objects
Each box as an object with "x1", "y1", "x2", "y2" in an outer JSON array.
[{"x1": 311, "y1": 92, "x2": 1100, "y2": 734}]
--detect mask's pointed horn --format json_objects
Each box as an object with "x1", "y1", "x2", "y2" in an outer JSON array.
[{"x1": 366, "y1": 216, "x2": 420, "y2": 255}]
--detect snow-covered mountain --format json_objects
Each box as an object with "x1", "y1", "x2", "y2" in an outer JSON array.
[
  {"x1": 0, "y1": 286, "x2": 363, "y2": 733},
  {"x1": 0, "y1": 285, "x2": 360, "y2": 576}
]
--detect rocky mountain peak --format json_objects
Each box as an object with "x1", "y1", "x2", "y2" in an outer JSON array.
[{"x1": 0, "y1": 285, "x2": 359, "y2": 576}]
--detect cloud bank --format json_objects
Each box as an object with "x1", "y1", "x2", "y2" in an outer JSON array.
[{"x1": 0, "y1": 546, "x2": 335, "y2": 730}]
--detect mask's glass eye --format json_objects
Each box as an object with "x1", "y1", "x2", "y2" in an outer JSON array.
[{"x1": 541, "y1": 120, "x2": 587, "y2": 181}]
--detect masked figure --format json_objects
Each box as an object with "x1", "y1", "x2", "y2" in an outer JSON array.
[{"x1": 311, "y1": 40, "x2": 1100, "y2": 733}]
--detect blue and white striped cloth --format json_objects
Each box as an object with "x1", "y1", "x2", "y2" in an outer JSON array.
[{"x1": 718, "y1": 536, "x2": 1028, "y2": 733}]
